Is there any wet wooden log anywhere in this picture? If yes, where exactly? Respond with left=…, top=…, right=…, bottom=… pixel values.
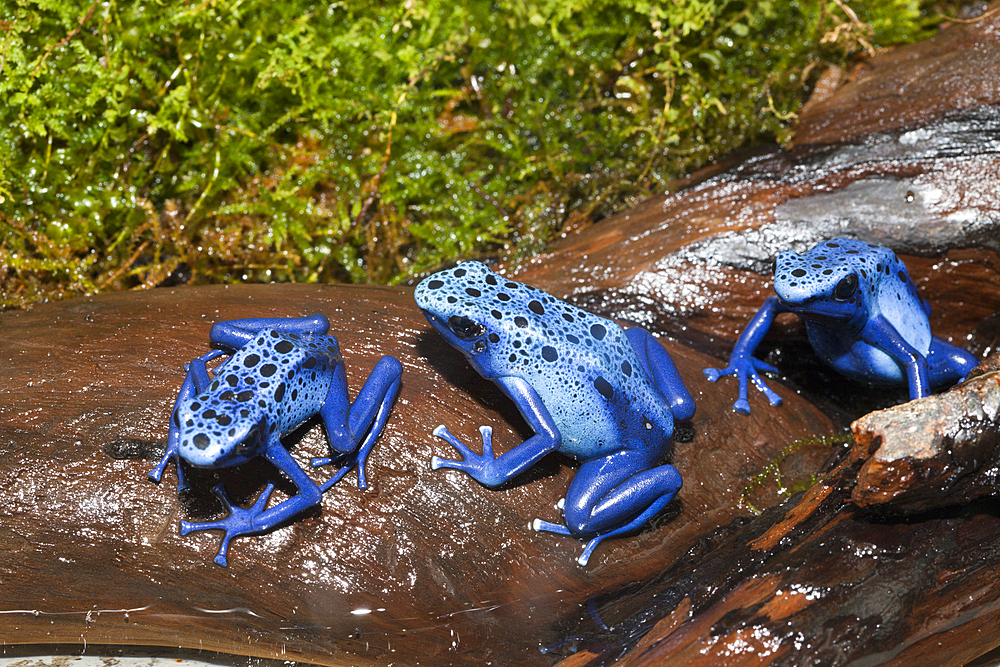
left=0, top=284, right=835, bottom=665
left=552, top=361, right=1000, bottom=667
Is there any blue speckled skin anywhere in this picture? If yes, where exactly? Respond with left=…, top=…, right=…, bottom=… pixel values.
left=148, top=314, right=402, bottom=566
left=704, top=237, right=978, bottom=414
left=414, top=261, right=696, bottom=566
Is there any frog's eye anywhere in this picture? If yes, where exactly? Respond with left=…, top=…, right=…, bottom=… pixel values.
left=834, top=273, right=858, bottom=300
left=448, top=315, right=486, bottom=340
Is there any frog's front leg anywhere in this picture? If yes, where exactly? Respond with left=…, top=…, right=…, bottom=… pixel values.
left=149, top=349, right=225, bottom=490
left=431, top=376, right=560, bottom=487
left=180, top=440, right=322, bottom=567
left=703, top=296, right=787, bottom=414
left=535, top=448, right=682, bottom=566
left=860, top=315, right=931, bottom=399
left=312, top=355, right=403, bottom=491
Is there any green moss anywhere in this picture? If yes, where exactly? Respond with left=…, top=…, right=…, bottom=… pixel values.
left=0, top=0, right=953, bottom=307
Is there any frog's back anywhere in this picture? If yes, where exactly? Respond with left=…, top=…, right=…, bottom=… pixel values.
left=187, top=329, right=341, bottom=443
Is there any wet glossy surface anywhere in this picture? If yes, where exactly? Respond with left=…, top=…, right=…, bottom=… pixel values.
left=0, top=284, right=834, bottom=666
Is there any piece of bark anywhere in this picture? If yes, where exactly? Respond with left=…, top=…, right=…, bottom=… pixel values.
left=0, top=284, right=834, bottom=665
left=852, top=368, right=1000, bottom=511
left=553, top=361, right=1000, bottom=667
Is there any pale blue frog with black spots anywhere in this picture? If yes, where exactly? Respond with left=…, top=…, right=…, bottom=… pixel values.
left=704, top=237, right=978, bottom=414
left=148, top=314, right=402, bottom=566
left=414, top=261, right=696, bottom=566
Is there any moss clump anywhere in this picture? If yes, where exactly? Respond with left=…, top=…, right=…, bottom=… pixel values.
left=1, top=0, right=946, bottom=308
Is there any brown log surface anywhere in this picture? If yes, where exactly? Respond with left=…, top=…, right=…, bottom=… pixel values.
left=0, top=284, right=834, bottom=665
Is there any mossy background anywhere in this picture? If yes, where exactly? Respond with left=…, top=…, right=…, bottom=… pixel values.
left=0, top=0, right=956, bottom=308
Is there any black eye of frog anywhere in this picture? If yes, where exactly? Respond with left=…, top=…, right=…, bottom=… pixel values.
left=834, top=273, right=858, bottom=300
left=448, top=316, right=486, bottom=340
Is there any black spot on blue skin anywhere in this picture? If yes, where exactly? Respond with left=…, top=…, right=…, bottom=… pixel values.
left=225, top=375, right=238, bottom=386
left=275, top=340, right=294, bottom=354
left=236, top=390, right=254, bottom=402
left=621, top=360, right=632, bottom=376
left=489, top=333, right=500, bottom=343
left=485, top=274, right=498, bottom=285
left=427, top=280, right=444, bottom=289
left=217, top=415, right=232, bottom=426
left=898, top=270, right=907, bottom=282
left=513, top=340, right=522, bottom=348
left=515, top=316, right=528, bottom=328
left=542, top=346, right=558, bottom=362
left=528, top=300, right=544, bottom=315
left=792, top=268, right=807, bottom=277
left=453, top=268, right=467, bottom=277
left=562, top=313, right=573, bottom=322
left=220, top=390, right=235, bottom=401
left=591, top=324, right=607, bottom=340
left=210, top=380, right=221, bottom=391
left=192, top=433, right=210, bottom=450
left=466, top=287, right=481, bottom=297
left=594, top=376, right=614, bottom=400
left=203, top=409, right=217, bottom=419
left=491, top=310, right=502, bottom=319
left=509, top=354, right=517, bottom=362
left=566, top=334, right=579, bottom=344
left=505, top=282, right=518, bottom=289
left=447, top=296, right=457, bottom=304
left=274, top=383, right=286, bottom=402
left=185, top=419, right=194, bottom=427
left=303, top=357, right=317, bottom=369
left=270, top=330, right=279, bottom=338
left=190, top=402, right=201, bottom=410
left=826, top=242, right=840, bottom=248
left=291, top=389, right=298, bottom=401
left=244, top=354, right=260, bottom=367
left=497, top=293, right=510, bottom=301
left=258, top=399, right=267, bottom=408
left=261, top=363, right=277, bottom=377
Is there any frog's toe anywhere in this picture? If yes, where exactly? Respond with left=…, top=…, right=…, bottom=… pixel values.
left=733, top=398, right=752, bottom=415
left=703, top=367, right=723, bottom=382
left=753, top=358, right=779, bottom=374
left=533, top=518, right=571, bottom=535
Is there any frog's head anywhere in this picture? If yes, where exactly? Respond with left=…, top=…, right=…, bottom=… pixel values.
left=175, top=392, right=267, bottom=468
left=413, top=262, right=503, bottom=371
left=774, top=237, right=890, bottom=323
left=416, top=261, right=566, bottom=378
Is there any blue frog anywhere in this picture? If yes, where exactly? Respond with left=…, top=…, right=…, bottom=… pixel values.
left=704, top=237, right=978, bottom=414
left=414, top=262, right=696, bottom=566
left=148, top=314, right=402, bottom=566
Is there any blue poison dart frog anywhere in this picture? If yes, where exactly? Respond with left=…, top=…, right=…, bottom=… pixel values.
left=148, top=314, right=402, bottom=566
left=414, top=262, right=696, bottom=566
left=704, top=237, right=978, bottom=414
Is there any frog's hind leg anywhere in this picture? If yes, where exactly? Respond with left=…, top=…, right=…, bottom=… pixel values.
left=180, top=441, right=322, bottom=566
left=624, top=327, right=696, bottom=421
left=149, top=349, right=225, bottom=490
left=927, top=336, right=978, bottom=387
left=535, top=449, right=681, bottom=566
left=209, top=314, right=331, bottom=348
left=313, top=355, right=403, bottom=491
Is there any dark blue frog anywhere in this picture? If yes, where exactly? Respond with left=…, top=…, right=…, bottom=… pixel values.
left=415, top=262, right=695, bottom=566
left=149, top=314, right=402, bottom=566
left=704, top=237, right=978, bottom=414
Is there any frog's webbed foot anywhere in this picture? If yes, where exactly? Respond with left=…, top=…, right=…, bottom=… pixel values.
left=703, top=356, right=782, bottom=414
left=430, top=425, right=497, bottom=478
left=180, top=482, right=276, bottom=567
